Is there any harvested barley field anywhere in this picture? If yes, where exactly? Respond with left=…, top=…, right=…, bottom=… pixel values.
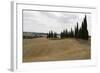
left=23, top=37, right=91, bottom=62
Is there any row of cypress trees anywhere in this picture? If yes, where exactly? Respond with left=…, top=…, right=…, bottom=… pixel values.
left=75, top=15, right=89, bottom=40
left=47, top=15, right=89, bottom=40
left=60, top=28, right=74, bottom=38
left=47, top=31, right=57, bottom=38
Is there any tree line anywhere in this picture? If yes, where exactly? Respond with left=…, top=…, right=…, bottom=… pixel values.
left=47, top=15, right=89, bottom=40
left=47, top=31, right=57, bottom=38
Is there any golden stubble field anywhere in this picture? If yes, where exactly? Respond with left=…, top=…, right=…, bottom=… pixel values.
left=23, top=37, right=91, bottom=62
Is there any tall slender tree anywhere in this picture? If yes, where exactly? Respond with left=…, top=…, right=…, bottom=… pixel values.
left=65, top=29, right=68, bottom=38
left=77, top=15, right=89, bottom=40
left=70, top=28, right=74, bottom=37
left=75, top=22, right=79, bottom=38
left=54, top=32, right=57, bottom=38
left=50, top=30, right=53, bottom=38
left=82, top=15, right=89, bottom=40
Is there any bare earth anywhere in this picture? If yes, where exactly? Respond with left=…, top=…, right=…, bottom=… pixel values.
left=23, top=37, right=91, bottom=62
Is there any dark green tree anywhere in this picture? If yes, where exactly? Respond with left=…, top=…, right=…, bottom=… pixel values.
left=50, top=30, right=53, bottom=38
left=48, top=31, right=51, bottom=38
left=75, top=22, right=79, bottom=38
left=65, top=29, right=68, bottom=38
left=71, top=28, right=74, bottom=37
left=63, top=30, right=66, bottom=38
left=54, top=32, right=57, bottom=38
left=60, top=31, right=63, bottom=39
left=82, top=15, right=89, bottom=40
left=78, top=15, right=89, bottom=40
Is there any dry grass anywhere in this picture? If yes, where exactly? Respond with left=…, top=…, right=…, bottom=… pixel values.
left=23, top=37, right=91, bottom=62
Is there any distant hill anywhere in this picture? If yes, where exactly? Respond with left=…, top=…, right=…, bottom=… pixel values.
left=23, top=32, right=61, bottom=39
left=23, top=32, right=47, bottom=35
left=23, top=32, right=48, bottom=39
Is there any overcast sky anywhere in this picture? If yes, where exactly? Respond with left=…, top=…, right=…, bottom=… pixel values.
left=23, top=10, right=91, bottom=35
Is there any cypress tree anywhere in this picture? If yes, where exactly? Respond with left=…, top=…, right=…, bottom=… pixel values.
left=77, top=15, right=89, bottom=40
left=47, top=31, right=50, bottom=38
left=83, top=15, right=89, bottom=40
left=47, top=33, right=49, bottom=38
left=75, top=22, right=79, bottom=38
left=70, top=28, right=74, bottom=37
left=54, top=32, right=57, bottom=38
left=50, top=30, right=53, bottom=38
left=63, top=30, right=66, bottom=38
left=65, top=29, right=68, bottom=38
